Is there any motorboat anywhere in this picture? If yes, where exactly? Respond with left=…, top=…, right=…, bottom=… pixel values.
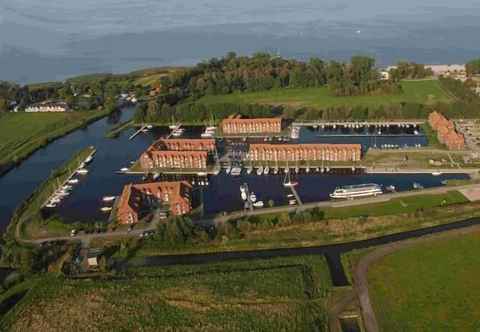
left=246, top=167, right=253, bottom=175
left=289, top=200, right=297, bottom=205
left=241, top=192, right=248, bottom=201
left=45, top=203, right=57, bottom=208
left=385, top=185, right=396, bottom=192
left=250, top=193, right=257, bottom=202
left=256, top=167, right=264, bottom=176
left=100, top=207, right=112, bottom=212
left=77, top=169, right=89, bottom=175
left=305, top=167, right=310, bottom=173
left=231, top=167, right=242, bottom=176
left=225, top=166, right=232, bottom=175
left=103, top=196, right=116, bottom=202
left=330, top=183, right=383, bottom=199
left=432, top=171, right=442, bottom=176
left=413, top=182, right=424, bottom=190
left=68, top=179, right=79, bottom=184
left=253, top=201, right=264, bottom=208
left=273, top=167, right=279, bottom=175
left=84, top=155, right=94, bottom=164
left=120, top=167, right=129, bottom=173
left=153, top=173, right=160, bottom=180
left=263, top=167, right=270, bottom=175
left=295, top=167, right=299, bottom=174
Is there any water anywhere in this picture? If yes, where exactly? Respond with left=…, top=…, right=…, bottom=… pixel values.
left=298, top=125, right=427, bottom=151
left=2, top=1, right=480, bottom=82
left=0, top=114, right=468, bottom=228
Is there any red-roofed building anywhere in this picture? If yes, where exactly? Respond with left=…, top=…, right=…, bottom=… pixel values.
left=221, top=117, right=282, bottom=135
left=428, top=112, right=465, bottom=150
left=249, top=144, right=361, bottom=162
left=117, top=181, right=192, bottom=225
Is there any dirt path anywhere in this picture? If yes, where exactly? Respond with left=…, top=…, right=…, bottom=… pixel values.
left=352, top=223, right=480, bottom=332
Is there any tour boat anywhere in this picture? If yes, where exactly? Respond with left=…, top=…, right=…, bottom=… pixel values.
left=68, top=179, right=79, bottom=184
left=250, top=193, right=257, bottom=202
left=263, top=166, right=269, bottom=175
left=77, top=169, right=89, bottom=175
left=100, top=207, right=112, bottom=212
left=102, top=196, right=116, bottom=202
left=253, top=201, right=264, bottom=208
left=256, top=167, right=264, bottom=176
left=329, top=183, right=383, bottom=199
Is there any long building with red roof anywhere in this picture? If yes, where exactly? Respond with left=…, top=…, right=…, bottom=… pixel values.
left=221, top=117, right=282, bottom=135
left=117, top=181, right=192, bottom=225
left=249, top=143, right=361, bottom=162
left=428, top=112, right=465, bottom=150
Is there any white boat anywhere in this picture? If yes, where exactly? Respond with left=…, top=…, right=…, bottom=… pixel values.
left=329, top=183, right=383, bottom=199
left=146, top=124, right=153, bottom=129
left=231, top=167, right=242, bottom=176
left=253, top=201, right=264, bottom=208
left=103, top=196, right=116, bottom=202
left=100, top=207, right=112, bottom=212
left=45, top=203, right=57, bottom=208
left=169, top=124, right=181, bottom=130
left=240, top=184, right=247, bottom=194
left=283, top=171, right=298, bottom=188
left=287, top=194, right=294, bottom=198
left=241, top=192, right=247, bottom=201
left=225, top=166, right=232, bottom=175
left=84, top=155, right=93, bottom=163
left=386, top=185, right=396, bottom=192
left=250, top=193, right=257, bottom=202
left=432, top=171, right=442, bottom=176
left=120, top=167, right=129, bottom=173
left=77, top=169, right=89, bottom=175
left=263, top=167, right=269, bottom=175
left=413, top=182, right=424, bottom=190
left=284, top=168, right=289, bottom=174
left=289, top=200, right=297, bottom=205
left=414, top=130, right=419, bottom=135
left=295, top=167, right=299, bottom=174
left=62, top=185, right=73, bottom=190
left=306, top=167, right=310, bottom=173
left=256, top=167, right=263, bottom=176
left=291, top=126, right=300, bottom=139
left=273, top=168, right=279, bottom=175
left=153, top=173, right=160, bottom=180
left=246, top=167, right=253, bottom=175
left=68, top=179, right=79, bottom=184
left=201, top=132, right=213, bottom=138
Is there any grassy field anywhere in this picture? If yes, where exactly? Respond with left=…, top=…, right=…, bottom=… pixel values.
left=134, top=191, right=480, bottom=257
left=0, top=111, right=109, bottom=174
left=197, top=80, right=451, bottom=110
left=368, top=230, right=480, bottom=331
left=0, top=256, right=332, bottom=331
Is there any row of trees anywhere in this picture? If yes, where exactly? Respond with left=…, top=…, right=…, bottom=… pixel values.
left=389, top=61, right=433, bottom=81
left=466, top=58, right=480, bottom=76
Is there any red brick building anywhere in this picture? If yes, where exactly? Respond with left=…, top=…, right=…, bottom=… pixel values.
left=221, top=117, right=282, bottom=135
left=249, top=144, right=361, bottom=162
left=428, top=112, right=465, bottom=150
left=140, top=138, right=214, bottom=170
left=151, top=138, right=215, bottom=151
left=117, top=181, right=192, bottom=225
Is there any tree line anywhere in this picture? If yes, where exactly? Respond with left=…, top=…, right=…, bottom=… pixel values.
left=389, top=61, right=433, bottom=80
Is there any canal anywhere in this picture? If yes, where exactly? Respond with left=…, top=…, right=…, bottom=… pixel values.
left=0, top=110, right=469, bottom=230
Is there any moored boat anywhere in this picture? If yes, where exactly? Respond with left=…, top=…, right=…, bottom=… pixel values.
left=330, top=183, right=383, bottom=199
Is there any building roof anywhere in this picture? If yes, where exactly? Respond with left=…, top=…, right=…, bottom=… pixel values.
left=222, top=117, right=282, bottom=124
left=250, top=143, right=361, bottom=150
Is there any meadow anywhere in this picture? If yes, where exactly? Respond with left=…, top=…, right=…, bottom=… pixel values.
left=368, top=230, right=480, bottom=331
left=0, top=111, right=109, bottom=174
left=197, top=80, right=451, bottom=110
left=0, top=256, right=332, bottom=331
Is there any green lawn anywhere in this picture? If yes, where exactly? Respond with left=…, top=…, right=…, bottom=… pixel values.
left=197, top=80, right=451, bottom=109
left=1, top=256, right=331, bottom=331
left=324, top=191, right=468, bottom=219
left=368, top=230, right=480, bottom=331
left=0, top=111, right=107, bottom=172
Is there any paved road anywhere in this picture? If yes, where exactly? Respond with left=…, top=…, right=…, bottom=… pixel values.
left=17, top=182, right=480, bottom=245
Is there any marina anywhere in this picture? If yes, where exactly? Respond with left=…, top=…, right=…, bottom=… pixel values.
left=0, top=106, right=472, bottom=228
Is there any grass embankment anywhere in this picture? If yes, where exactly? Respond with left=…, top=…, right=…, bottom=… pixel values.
left=197, top=80, right=451, bottom=110
left=0, top=110, right=111, bottom=176
left=8, top=147, right=95, bottom=241
left=105, top=120, right=133, bottom=138
left=0, top=256, right=331, bottom=331
left=134, top=191, right=478, bottom=256
left=368, top=230, right=480, bottom=331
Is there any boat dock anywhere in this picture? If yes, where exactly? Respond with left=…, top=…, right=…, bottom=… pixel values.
left=42, top=147, right=96, bottom=208
left=288, top=185, right=303, bottom=206
left=293, top=120, right=424, bottom=128
left=129, top=124, right=148, bottom=140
